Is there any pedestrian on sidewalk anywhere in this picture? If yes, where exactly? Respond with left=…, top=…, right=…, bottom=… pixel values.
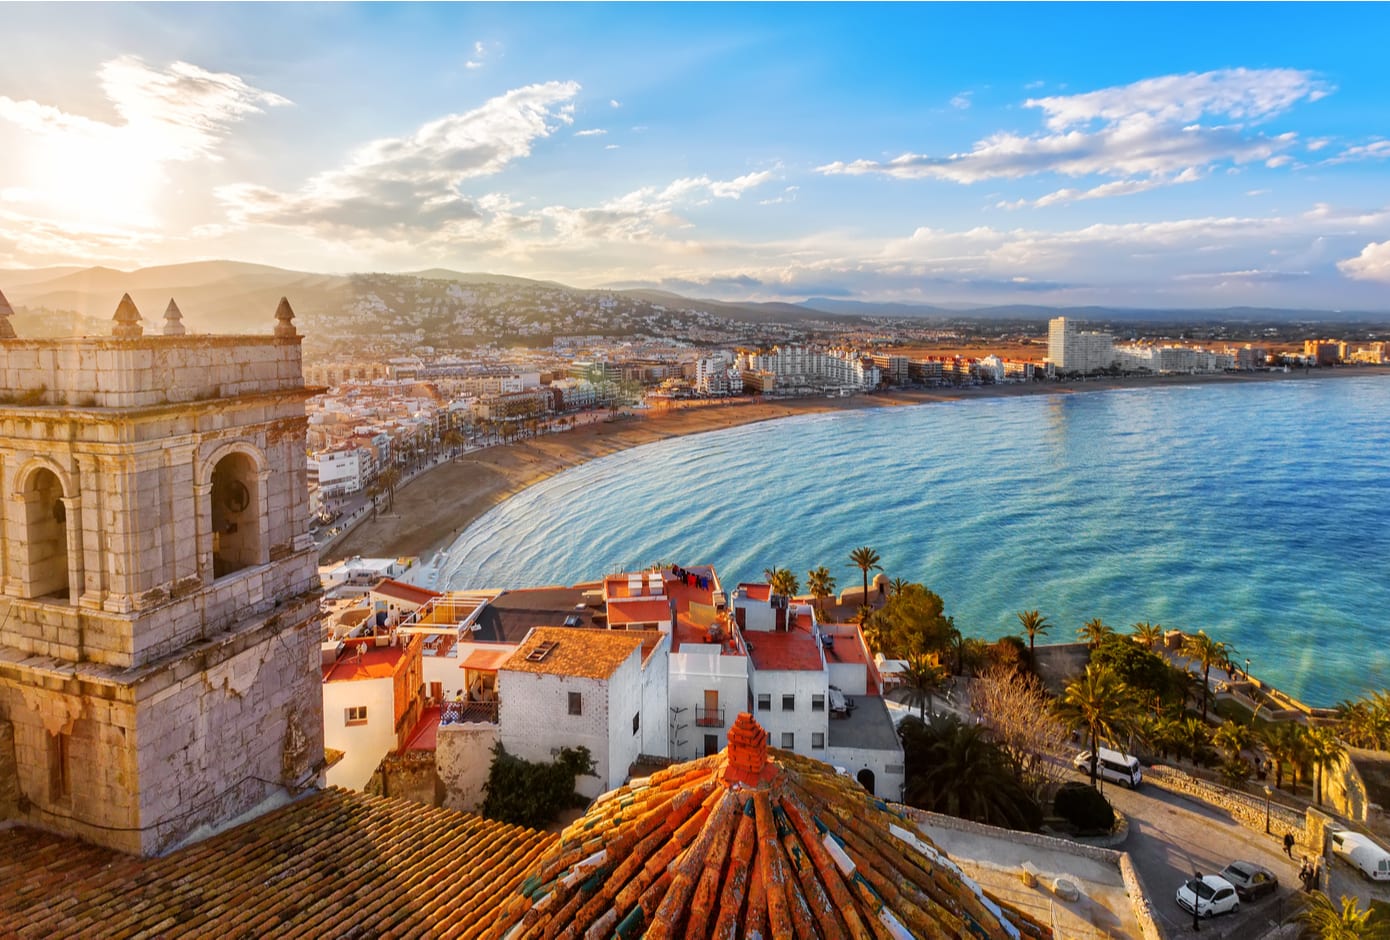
left=1284, top=832, right=1296, bottom=857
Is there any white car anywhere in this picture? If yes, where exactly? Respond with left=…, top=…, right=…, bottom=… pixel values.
left=1330, top=829, right=1390, bottom=881
left=1176, top=874, right=1239, bottom=918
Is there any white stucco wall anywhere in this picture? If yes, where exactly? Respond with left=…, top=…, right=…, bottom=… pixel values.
left=436, top=722, right=499, bottom=813
left=498, top=671, right=611, bottom=800
left=638, top=642, right=670, bottom=759
left=823, top=743, right=905, bottom=802
left=750, top=668, right=830, bottom=759
left=669, top=645, right=749, bottom=760
left=323, top=675, right=396, bottom=790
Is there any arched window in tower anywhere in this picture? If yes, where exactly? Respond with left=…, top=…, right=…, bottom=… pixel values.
left=210, top=452, right=262, bottom=578
left=19, top=467, right=70, bottom=599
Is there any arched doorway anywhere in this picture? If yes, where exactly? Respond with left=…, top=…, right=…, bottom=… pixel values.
left=210, top=452, right=261, bottom=578
left=20, top=467, right=69, bottom=599
left=856, top=768, right=876, bottom=796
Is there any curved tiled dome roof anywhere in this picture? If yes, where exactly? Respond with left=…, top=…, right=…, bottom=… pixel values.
left=493, top=713, right=1048, bottom=939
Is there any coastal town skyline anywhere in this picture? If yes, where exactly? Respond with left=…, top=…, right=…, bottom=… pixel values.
left=4, top=3, right=1390, bottom=309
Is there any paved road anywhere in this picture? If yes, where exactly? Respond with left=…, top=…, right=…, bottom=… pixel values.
left=1101, top=776, right=1306, bottom=938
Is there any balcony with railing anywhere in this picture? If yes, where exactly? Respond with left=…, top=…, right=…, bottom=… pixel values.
left=441, top=699, right=498, bottom=725
left=695, top=706, right=725, bottom=728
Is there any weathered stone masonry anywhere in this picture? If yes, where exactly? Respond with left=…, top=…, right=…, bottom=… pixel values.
left=0, top=298, right=325, bottom=855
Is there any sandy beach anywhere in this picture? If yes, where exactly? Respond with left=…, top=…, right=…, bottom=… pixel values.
left=324, top=366, right=1388, bottom=564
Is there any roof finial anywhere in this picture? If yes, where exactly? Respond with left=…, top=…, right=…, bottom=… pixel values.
left=274, top=296, right=297, bottom=337
left=162, top=298, right=186, bottom=336
left=0, top=287, right=15, bottom=339
left=112, top=293, right=143, bottom=337
left=723, top=712, right=776, bottom=786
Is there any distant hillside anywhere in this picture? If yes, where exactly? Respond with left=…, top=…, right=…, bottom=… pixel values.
left=4, top=260, right=1385, bottom=346
left=803, top=297, right=1390, bottom=324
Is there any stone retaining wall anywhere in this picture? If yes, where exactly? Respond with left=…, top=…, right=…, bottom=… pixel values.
left=1145, top=764, right=1312, bottom=850
left=901, top=807, right=1164, bottom=940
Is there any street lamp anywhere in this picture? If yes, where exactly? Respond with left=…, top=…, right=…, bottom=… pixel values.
left=1245, top=657, right=1252, bottom=681
left=1264, top=785, right=1272, bottom=834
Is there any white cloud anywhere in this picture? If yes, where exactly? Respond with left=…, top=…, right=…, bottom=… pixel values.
left=1265, top=155, right=1293, bottom=168
left=818, top=68, right=1328, bottom=204
left=709, top=170, right=775, bottom=199
left=1338, top=240, right=1390, bottom=282
left=950, top=92, right=972, bottom=110
left=609, top=99, right=622, bottom=108
left=1306, top=137, right=1332, bottom=152
left=0, top=55, right=287, bottom=232
left=465, top=61, right=483, bottom=70
left=218, top=81, right=579, bottom=234
left=1326, top=140, right=1390, bottom=164
left=605, top=144, right=620, bottom=150
left=574, top=128, right=607, bottom=137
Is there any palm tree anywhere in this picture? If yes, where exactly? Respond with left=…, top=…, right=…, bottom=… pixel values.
left=1078, top=617, right=1115, bottom=649
left=441, top=429, right=465, bottom=458
left=1297, top=891, right=1390, bottom=940
left=1016, top=610, right=1051, bottom=658
left=377, top=465, right=403, bottom=512
left=1181, top=631, right=1236, bottom=721
left=768, top=567, right=799, bottom=599
left=1305, top=726, right=1346, bottom=807
left=1213, top=721, right=1253, bottom=764
left=1259, top=720, right=1306, bottom=792
left=901, top=713, right=1039, bottom=830
left=1180, top=715, right=1211, bottom=764
left=1054, top=663, right=1136, bottom=787
left=1337, top=691, right=1390, bottom=751
left=805, top=566, right=836, bottom=619
left=901, top=654, right=948, bottom=720
left=848, top=546, right=882, bottom=607
left=1131, top=620, right=1164, bottom=649
left=889, top=577, right=912, bottom=598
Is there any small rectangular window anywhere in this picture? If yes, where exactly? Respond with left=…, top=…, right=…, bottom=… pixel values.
left=568, top=692, right=583, bottom=716
left=345, top=706, right=368, bottom=725
left=633, top=712, right=640, bottom=735
left=782, top=694, right=795, bottom=711
left=812, top=733, right=825, bottom=749
left=757, top=694, right=771, bottom=711
left=811, top=694, right=825, bottom=712
left=781, top=732, right=795, bottom=749
left=49, top=732, right=70, bottom=800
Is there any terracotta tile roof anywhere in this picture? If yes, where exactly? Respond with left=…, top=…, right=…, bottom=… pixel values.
left=0, top=787, right=555, bottom=939
left=746, top=629, right=826, bottom=672
left=493, top=713, right=1048, bottom=940
left=502, top=626, right=646, bottom=680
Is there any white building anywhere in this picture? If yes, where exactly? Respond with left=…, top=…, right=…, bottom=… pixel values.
left=322, top=635, right=425, bottom=789
left=737, top=345, right=881, bottom=394
left=732, top=584, right=904, bottom=800
left=311, top=445, right=372, bottom=497
left=497, top=627, right=669, bottom=799
left=1048, top=317, right=1115, bottom=374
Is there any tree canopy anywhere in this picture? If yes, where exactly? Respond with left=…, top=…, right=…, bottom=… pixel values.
left=869, top=583, right=955, bottom=659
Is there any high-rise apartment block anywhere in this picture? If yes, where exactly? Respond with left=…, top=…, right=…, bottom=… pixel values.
left=0, top=295, right=324, bottom=854
left=1047, top=316, right=1115, bottom=374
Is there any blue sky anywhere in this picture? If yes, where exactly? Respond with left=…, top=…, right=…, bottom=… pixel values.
left=3, top=2, right=1390, bottom=308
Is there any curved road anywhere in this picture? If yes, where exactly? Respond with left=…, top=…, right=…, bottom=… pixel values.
left=1102, top=777, right=1314, bottom=938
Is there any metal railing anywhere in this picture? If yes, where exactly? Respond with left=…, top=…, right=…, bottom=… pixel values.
left=695, top=706, right=725, bottom=728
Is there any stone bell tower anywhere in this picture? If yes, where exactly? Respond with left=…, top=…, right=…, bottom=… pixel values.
left=0, top=293, right=324, bottom=855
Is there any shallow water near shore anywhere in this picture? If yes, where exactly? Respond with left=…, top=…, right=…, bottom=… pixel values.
left=440, top=375, right=1390, bottom=706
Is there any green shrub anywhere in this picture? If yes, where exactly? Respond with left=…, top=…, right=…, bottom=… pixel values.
left=481, top=743, right=596, bottom=829
left=1053, top=781, right=1115, bottom=833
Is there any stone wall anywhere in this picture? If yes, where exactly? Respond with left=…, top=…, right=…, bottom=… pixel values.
left=0, top=719, right=19, bottom=818
left=436, top=722, right=498, bottom=814
left=1145, top=764, right=1317, bottom=852
left=367, top=750, right=442, bottom=807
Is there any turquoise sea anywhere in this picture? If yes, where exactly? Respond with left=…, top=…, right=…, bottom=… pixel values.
left=439, top=375, right=1390, bottom=706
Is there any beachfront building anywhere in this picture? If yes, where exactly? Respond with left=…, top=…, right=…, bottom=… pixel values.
left=322, top=633, right=425, bottom=789
left=1048, top=316, right=1116, bottom=374
left=1352, top=341, right=1388, bottom=364
left=737, top=344, right=881, bottom=395
left=1304, top=338, right=1347, bottom=365
left=497, top=626, right=669, bottom=799
left=1113, top=344, right=1237, bottom=373
left=310, top=443, right=373, bottom=497
left=732, top=583, right=905, bottom=799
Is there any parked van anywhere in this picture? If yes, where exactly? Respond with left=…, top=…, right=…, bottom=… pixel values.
left=1072, top=747, right=1143, bottom=788
left=1330, top=829, right=1390, bottom=881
